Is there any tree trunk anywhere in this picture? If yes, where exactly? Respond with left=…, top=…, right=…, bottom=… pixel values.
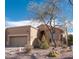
left=50, top=17, right=56, bottom=47
left=51, top=28, right=56, bottom=47
left=63, top=17, right=68, bottom=46
left=65, top=27, right=68, bottom=46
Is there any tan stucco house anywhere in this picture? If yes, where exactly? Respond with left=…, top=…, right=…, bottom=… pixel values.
left=5, top=24, right=65, bottom=47
left=5, top=25, right=37, bottom=47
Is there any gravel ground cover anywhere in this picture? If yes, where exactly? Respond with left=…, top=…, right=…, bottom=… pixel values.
left=5, top=47, right=73, bottom=59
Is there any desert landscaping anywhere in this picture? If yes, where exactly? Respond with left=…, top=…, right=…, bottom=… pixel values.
left=5, top=24, right=73, bottom=59
left=5, top=0, right=73, bottom=59
left=5, top=46, right=73, bottom=59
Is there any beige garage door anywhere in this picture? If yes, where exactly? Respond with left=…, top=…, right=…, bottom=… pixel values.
left=9, top=36, right=27, bottom=47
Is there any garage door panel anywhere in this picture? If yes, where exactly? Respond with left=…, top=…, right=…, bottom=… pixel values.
left=10, top=36, right=27, bottom=47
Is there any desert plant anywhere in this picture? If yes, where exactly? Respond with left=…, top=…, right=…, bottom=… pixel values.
left=24, top=44, right=32, bottom=53
left=33, top=38, right=41, bottom=48
left=33, top=35, right=49, bottom=49
left=40, top=35, right=49, bottom=49
left=40, top=40, right=49, bottom=49
left=48, top=50, right=60, bottom=57
left=68, top=34, right=73, bottom=46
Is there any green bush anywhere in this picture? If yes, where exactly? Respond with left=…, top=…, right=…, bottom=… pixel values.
left=48, top=51, right=60, bottom=57
left=40, top=35, right=49, bottom=49
left=40, top=40, right=49, bottom=49
left=33, top=38, right=41, bottom=48
left=68, top=34, right=73, bottom=46
left=33, top=35, right=49, bottom=49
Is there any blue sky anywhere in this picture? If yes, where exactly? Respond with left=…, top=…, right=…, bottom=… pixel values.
left=5, top=0, right=73, bottom=33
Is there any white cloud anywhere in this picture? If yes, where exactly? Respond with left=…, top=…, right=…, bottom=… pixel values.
left=68, top=32, right=73, bottom=35
left=5, top=20, right=44, bottom=28
left=6, top=18, right=73, bottom=34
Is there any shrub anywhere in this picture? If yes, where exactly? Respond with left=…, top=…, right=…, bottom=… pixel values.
left=68, top=34, right=73, bottom=46
left=24, top=44, right=32, bottom=53
left=40, top=35, right=49, bottom=49
left=40, top=40, right=49, bottom=49
left=48, top=51, right=60, bottom=57
left=33, top=38, right=41, bottom=48
left=33, top=35, right=49, bottom=49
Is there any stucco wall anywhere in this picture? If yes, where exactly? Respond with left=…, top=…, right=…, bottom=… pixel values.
left=6, top=26, right=30, bottom=35
left=5, top=26, right=31, bottom=47
left=30, top=27, right=37, bottom=46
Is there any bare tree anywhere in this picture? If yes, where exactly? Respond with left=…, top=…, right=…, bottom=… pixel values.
left=59, top=16, right=73, bottom=46
left=61, top=16, right=68, bottom=46
left=28, top=0, right=72, bottom=47
left=28, top=0, right=61, bottom=47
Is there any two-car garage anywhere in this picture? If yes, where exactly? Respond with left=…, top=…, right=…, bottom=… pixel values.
left=5, top=26, right=31, bottom=47
left=5, top=25, right=37, bottom=47
left=9, top=36, right=27, bottom=47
